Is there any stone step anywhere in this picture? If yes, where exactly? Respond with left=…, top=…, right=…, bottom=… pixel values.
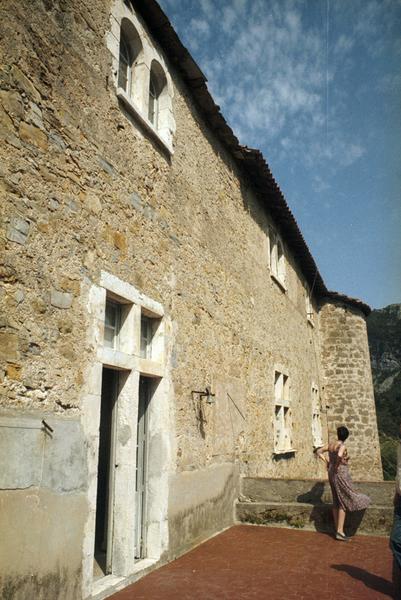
left=236, top=500, right=393, bottom=537
left=241, top=477, right=394, bottom=506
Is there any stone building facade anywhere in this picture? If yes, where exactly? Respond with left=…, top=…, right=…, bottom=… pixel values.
left=0, top=0, right=382, bottom=598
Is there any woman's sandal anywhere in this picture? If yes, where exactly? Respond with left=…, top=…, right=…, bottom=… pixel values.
left=335, top=532, right=351, bottom=542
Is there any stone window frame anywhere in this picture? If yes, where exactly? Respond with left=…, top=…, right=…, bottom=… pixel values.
left=304, top=282, right=315, bottom=327
left=81, top=272, right=171, bottom=598
left=311, top=383, right=323, bottom=448
left=107, top=0, right=176, bottom=155
left=273, top=369, right=294, bottom=454
left=269, top=228, right=286, bottom=292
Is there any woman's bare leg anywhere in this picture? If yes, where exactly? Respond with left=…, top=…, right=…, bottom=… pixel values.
left=337, top=508, right=346, bottom=535
left=332, top=508, right=338, bottom=531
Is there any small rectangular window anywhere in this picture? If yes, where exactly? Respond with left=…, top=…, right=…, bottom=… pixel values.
left=104, top=300, right=121, bottom=349
left=311, top=385, right=323, bottom=448
left=305, top=287, right=314, bottom=324
left=140, top=316, right=153, bottom=359
left=273, top=371, right=292, bottom=453
left=270, top=230, right=286, bottom=288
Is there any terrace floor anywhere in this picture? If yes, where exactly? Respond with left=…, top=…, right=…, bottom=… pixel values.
left=110, top=525, right=397, bottom=599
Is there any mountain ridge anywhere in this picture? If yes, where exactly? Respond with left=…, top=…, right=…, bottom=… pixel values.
left=367, top=303, right=401, bottom=479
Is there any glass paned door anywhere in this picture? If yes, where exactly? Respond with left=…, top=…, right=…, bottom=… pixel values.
left=135, top=377, right=150, bottom=558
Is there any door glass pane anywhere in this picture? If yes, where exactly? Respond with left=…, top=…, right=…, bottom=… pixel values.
left=135, top=378, right=149, bottom=559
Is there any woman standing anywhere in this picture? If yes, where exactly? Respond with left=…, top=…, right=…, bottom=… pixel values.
left=317, top=426, right=370, bottom=541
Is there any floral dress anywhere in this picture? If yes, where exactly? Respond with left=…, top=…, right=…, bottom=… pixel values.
left=328, top=445, right=370, bottom=511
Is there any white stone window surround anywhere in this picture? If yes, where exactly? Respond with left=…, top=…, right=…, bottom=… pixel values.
left=311, top=383, right=323, bottom=448
left=305, top=283, right=315, bottom=327
left=107, top=1, right=176, bottom=155
left=269, top=228, right=287, bottom=292
left=80, top=272, right=170, bottom=599
left=273, top=368, right=295, bottom=455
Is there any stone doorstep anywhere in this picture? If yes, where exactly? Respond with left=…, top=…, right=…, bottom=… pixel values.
left=240, top=477, right=395, bottom=506
left=90, top=558, right=159, bottom=600
left=235, top=501, right=393, bottom=537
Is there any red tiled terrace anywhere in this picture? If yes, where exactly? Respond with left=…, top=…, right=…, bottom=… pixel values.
left=110, top=525, right=396, bottom=600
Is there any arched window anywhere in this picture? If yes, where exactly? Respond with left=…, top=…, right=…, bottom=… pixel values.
left=148, top=61, right=167, bottom=130
left=277, top=240, right=285, bottom=282
left=117, top=19, right=143, bottom=98
left=148, top=72, right=158, bottom=126
left=270, top=230, right=286, bottom=287
left=118, top=31, right=132, bottom=93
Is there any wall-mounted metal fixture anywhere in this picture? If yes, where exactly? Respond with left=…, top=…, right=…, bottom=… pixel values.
left=191, top=386, right=215, bottom=405
left=41, top=419, right=54, bottom=436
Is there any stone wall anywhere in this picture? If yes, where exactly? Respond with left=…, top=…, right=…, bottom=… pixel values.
left=319, top=301, right=382, bottom=480
left=0, top=413, right=87, bottom=600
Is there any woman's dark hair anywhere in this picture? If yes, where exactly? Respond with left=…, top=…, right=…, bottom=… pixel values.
left=337, top=426, right=349, bottom=442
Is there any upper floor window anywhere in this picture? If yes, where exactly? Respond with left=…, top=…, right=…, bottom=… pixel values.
left=273, top=370, right=292, bottom=454
left=104, top=299, right=121, bottom=349
left=311, top=384, right=323, bottom=448
left=306, top=292, right=314, bottom=325
left=270, top=231, right=286, bottom=289
left=148, top=73, right=158, bottom=126
left=117, top=19, right=142, bottom=98
left=140, top=315, right=154, bottom=359
left=148, top=61, right=168, bottom=129
left=118, top=31, right=131, bottom=93
left=107, top=3, right=175, bottom=154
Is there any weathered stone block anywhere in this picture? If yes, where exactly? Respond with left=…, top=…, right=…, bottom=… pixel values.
left=0, top=332, right=19, bottom=361
left=84, top=193, right=102, bottom=214
left=0, top=263, right=18, bottom=283
left=19, top=122, right=48, bottom=151
left=11, top=65, right=42, bottom=103
left=26, top=101, right=44, bottom=130
left=6, top=363, right=22, bottom=381
left=0, top=105, right=15, bottom=135
left=50, top=289, right=73, bottom=309
left=6, top=216, right=30, bottom=245
left=0, top=90, right=24, bottom=119
left=129, top=191, right=143, bottom=210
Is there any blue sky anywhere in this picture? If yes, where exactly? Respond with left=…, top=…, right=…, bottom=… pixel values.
left=159, top=0, right=401, bottom=309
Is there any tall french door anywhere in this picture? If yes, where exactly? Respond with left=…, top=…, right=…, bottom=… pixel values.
left=135, top=376, right=150, bottom=559
left=94, top=367, right=118, bottom=577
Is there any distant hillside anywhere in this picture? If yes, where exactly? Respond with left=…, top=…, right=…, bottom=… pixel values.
left=367, top=303, right=401, bottom=479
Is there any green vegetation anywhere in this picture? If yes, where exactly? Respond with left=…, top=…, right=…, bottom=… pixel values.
left=367, top=304, right=401, bottom=481
left=380, top=434, right=399, bottom=480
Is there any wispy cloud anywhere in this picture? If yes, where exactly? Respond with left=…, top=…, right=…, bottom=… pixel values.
left=160, top=0, right=399, bottom=174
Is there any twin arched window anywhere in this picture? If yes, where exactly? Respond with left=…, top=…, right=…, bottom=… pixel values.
left=114, top=15, right=173, bottom=149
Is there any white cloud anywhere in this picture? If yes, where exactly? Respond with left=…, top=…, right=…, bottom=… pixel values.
left=189, top=18, right=210, bottom=37
left=199, top=0, right=214, bottom=15
left=334, top=34, right=354, bottom=56
left=222, top=7, right=238, bottom=33
left=338, top=143, right=365, bottom=167
left=159, top=0, right=396, bottom=173
left=312, top=175, right=331, bottom=194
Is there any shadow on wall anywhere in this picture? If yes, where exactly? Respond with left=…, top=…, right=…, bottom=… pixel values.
left=331, top=564, right=394, bottom=598
left=297, top=483, right=367, bottom=536
left=297, top=481, right=326, bottom=504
